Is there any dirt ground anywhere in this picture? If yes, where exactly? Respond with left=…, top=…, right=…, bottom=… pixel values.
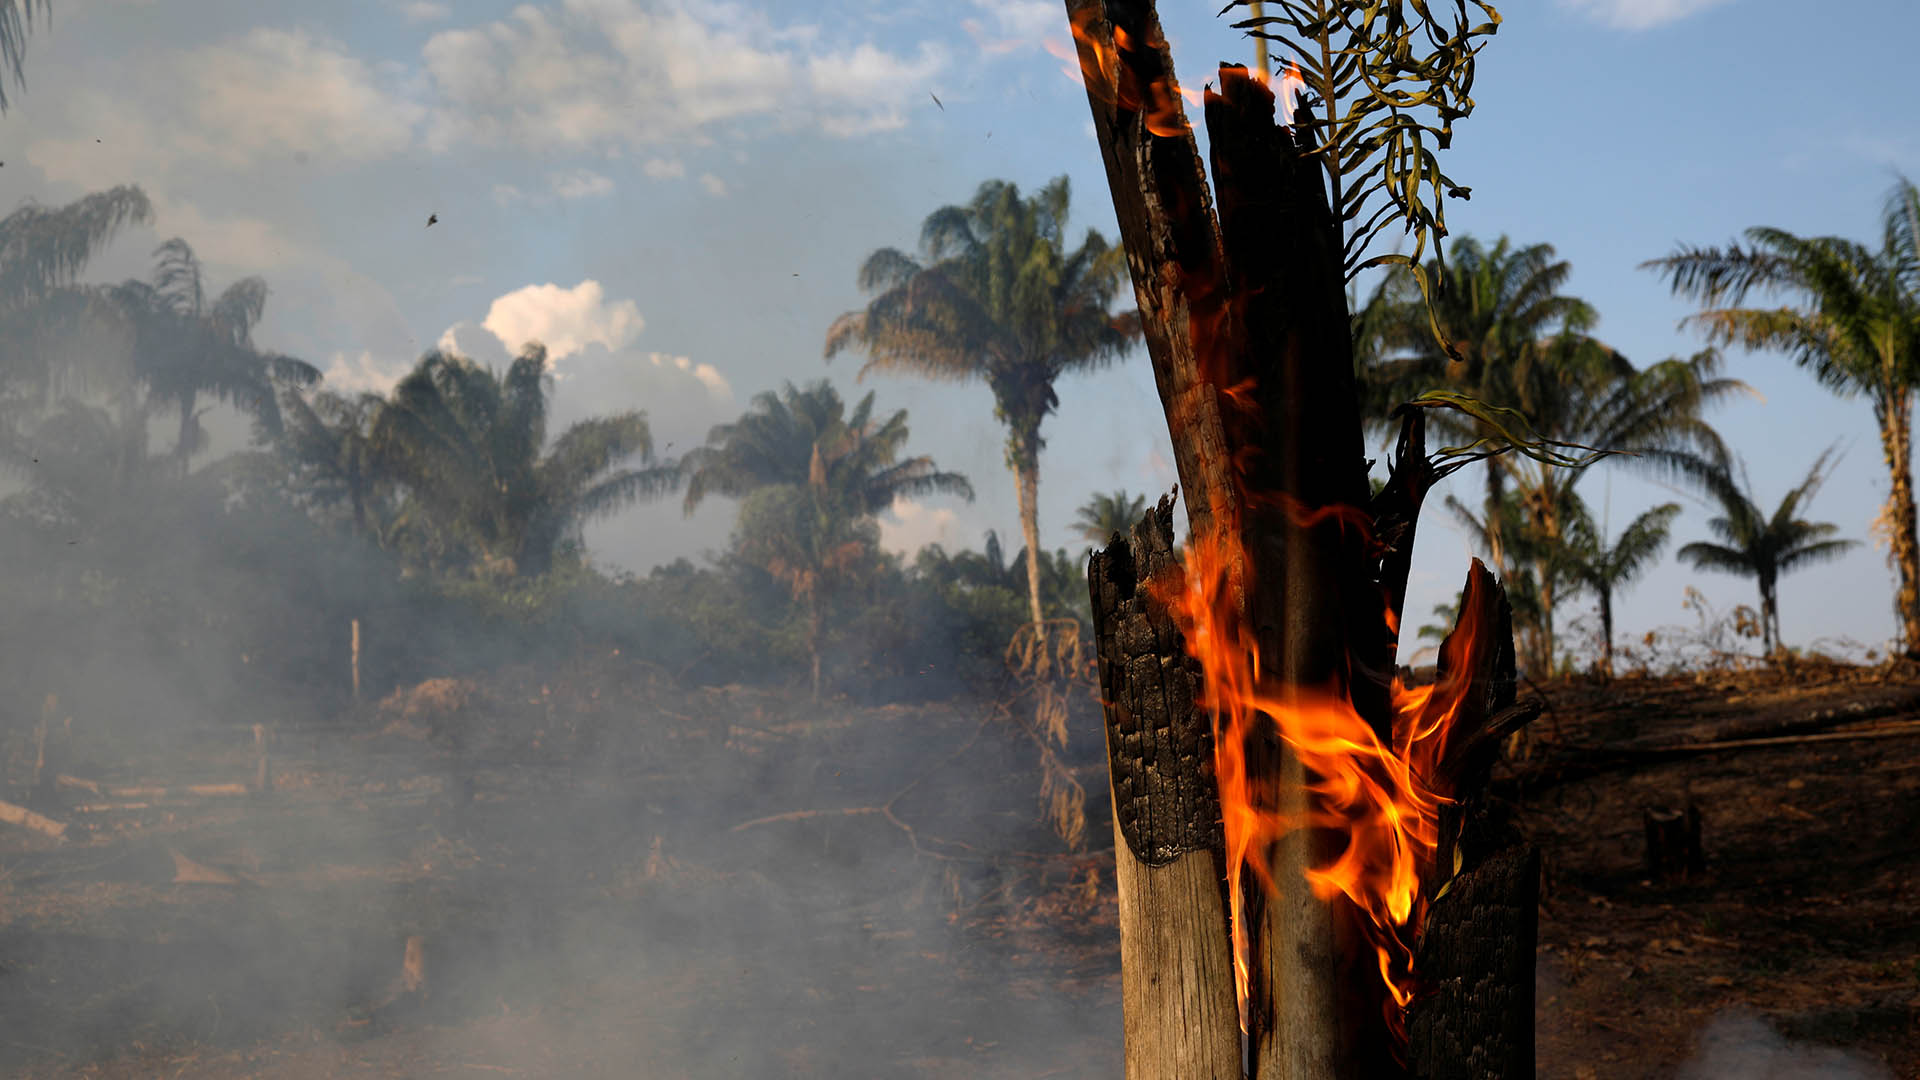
left=1, top=664, right=1915, bottom=1078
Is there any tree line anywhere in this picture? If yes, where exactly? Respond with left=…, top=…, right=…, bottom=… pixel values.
left=3, top=173, right=1912, bottom=717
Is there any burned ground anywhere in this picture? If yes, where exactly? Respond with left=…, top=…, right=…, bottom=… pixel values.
left=0, top=662, right=1915, bottom=1077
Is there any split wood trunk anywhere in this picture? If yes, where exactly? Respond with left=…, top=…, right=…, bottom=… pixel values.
left=1069, top=0, right=1537, bottom=1074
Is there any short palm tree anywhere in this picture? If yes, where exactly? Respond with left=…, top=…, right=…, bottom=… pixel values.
left=277, top=387, right=389, bottom=540
left=1498, top=342, right=1745, bottom=669
left=372, top=346, right=677, bottom=578
left=682, top=380, right=972, bottom=517
left=110, top=239, right=319, bottom=472
left=1677, top=450, right=1857, bottom=657
left=1646, top=177, right=1920, bottom=656
left=1073, top=489, right=1147, bottom=546
left=826, top=176, right=1138, bottom=628
left=1562, top=501, right=1682, bottom=678
left=687, top=380, right=970, bottom=698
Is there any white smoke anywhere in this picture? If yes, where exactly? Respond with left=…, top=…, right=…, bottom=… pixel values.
left=1676, top=1009, right=1894, bottom=1080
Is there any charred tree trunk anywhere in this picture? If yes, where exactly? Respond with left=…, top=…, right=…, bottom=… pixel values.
left=1070, top=0, right=1538, bottom=1075
left=1091, top=500, right=1243, bottom=1080
left=1408, top=564, right=1539, bottom=1080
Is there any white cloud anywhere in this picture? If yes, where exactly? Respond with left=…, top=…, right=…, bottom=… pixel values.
left=807, top=42, right=949, bottom=135
left=879, top=496, right=959, bottom=557
left=420, top=0, right=947, bottom=151
left=698, top=172, right=729, bottom=197
left=491, top=183, right=526, bottom=205
left=181, top=29, right=424, bottom=165
left=27, top=29, right=422, bottom=183
left=642, top=156, right=686, bottom=179
left=479, top=280, right=646, bottom=362
left=550, top=168, right=615, bottom=199
left=965, top=0, right=1056, bottom=52
left=1557, top=0, right=1736, bottom=29
left=647, top=351, right=732, bottom=401
left=402, top=1, right=452, bottom=21
left=321, top=350, right=406, bottom=395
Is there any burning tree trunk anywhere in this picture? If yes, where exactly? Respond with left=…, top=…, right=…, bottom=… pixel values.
left=1090, top=499, right=1242, bottom=1080
left=1070, top=0, right=1538, bottom=1074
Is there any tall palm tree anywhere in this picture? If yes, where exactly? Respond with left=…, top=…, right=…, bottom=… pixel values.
left=372, top=346, right=677, bottom=579
left=110, top=239, right=319, bottom=472
left=1073, top=488, right=1147, bottom=545
left=826, top=176, right=1139, bottom=628
left=1646, top=177, right=1920, bottom=656
left=1562, top=500, right=1682, bottom=678
left=692, top=381, right=969, bottom=698
left=1677, top=450, right=1857, bottom=657
left=0, top=185, right=152, bottom=399
left=0, top=0, right=49, bottom=113
left=681, top=380, right=972, bottom=517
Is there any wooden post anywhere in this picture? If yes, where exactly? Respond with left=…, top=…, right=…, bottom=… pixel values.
left=1091, top=499, right=1243, bottom=1080
left=253, top=722, right=272, bottom=795
left=351, top=618, right=362, bottom=705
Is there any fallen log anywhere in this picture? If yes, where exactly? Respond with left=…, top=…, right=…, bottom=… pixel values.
left=0, top=798, right=69, bottom=841
left=1504, top=719, right=1920, bottom=794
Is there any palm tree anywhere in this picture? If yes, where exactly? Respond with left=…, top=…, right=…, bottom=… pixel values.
left=687, top=380, right=971, bottom=698
left=110, top=239, right=319, bottom=472
left=276, top=387, right=388, bottom=540
left=1355, top=235, right=1598, bottom=567
left=1073, top=489, right=1147, bottom=545
left=1562, top=501, right=1682, bottom=677
left=1646, top=177, right=1920, bottom=656
left=0, top=185, right=152, bottom=399
left=1677, top=450, right=1858, bottom=658
left=372, top=346, right=677, bottom=579
left=826, top=176, right=1138, bottom=628
left=0, top=0, right=49, bottom=113
left=682, top=380, right=972, bottom=516
left=1496, top=343, right=1745, bottom=670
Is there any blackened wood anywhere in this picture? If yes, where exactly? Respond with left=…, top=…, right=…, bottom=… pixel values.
left=1091, top=495, right=1225, bottom=866
left=1370, top=407, right=1437, bottom=654
left=1204, top=65, right=1397, bottom=1079
left=1089, top=496, right=1243, bottom=1080
left=1643, top=804, right=1704, bottom=883
left=1064, top=0, right=1241, bottom=556
left=1408, top=563, right=1537, bottom=1080
left=1405, top=845, right=1539, bottom=1080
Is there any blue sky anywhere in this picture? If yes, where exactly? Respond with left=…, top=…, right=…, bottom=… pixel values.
left=9, top=0, right=1919, bottom=660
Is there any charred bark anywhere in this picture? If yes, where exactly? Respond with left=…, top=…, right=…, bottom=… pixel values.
left=1090, top=497, right=1242, bottom=1080
left=1409, top=561, right=1538, bottom=1080
left=1068, top=0, right=1536, bottom=1075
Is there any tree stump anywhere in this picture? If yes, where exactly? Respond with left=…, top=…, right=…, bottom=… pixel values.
left=1643, top=803, right=1704, bottom=884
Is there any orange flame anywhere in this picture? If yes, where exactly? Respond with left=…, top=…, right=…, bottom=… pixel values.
left=1149, top=528, right=1491, bottom=1034
left=1048, top=6, right=1197, bottom=137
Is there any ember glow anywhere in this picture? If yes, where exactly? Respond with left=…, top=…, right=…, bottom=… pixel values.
left=1047, top=6, right=1201, bottom=137
left=1149, top=529, right=1493, bottom=1032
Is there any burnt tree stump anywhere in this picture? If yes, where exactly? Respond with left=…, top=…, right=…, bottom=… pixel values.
left=1089, top=496, right=1242, bottom=1080
left=1643, top=804, right=1705, bottom=884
